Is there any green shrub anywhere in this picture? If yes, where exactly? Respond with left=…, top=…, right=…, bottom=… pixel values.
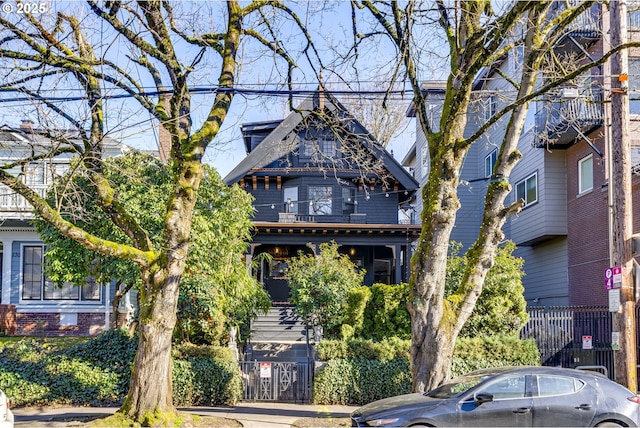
left=313, top=358, right=411, bottom=405
left=0, top=331, right=242, bottom=407
left=172, top=358, right=242, bottom=406
left=361, top=283, right=411, bottom=340
left=172, top=344, right=242, bottom=406
left=452, top=335, right=539, bottom=376
left=317, top=338, right=410, bottom=362
left=342, top=286, right=372, bottom=337
left=172, top=342, right=235, bottom=360
left=313, top=334, right=539, bottom=405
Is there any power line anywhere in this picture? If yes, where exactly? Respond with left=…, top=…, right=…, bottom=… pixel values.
left=0, top=86, right=415, bottom=104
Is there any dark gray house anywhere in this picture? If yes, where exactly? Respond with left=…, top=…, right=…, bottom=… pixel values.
left=224, top=91, right=420, bottom=303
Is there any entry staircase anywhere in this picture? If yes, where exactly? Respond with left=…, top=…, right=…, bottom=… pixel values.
left=244, top=305, right=312, bottom=362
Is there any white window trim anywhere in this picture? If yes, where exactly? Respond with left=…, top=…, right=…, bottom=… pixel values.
left=484, top=95, right=497, bottom=121
left=485, top=149, right=498, bottom=178
left=578, top=154, right=594, bottom=195
left=515, top=172, right=538, bottom=207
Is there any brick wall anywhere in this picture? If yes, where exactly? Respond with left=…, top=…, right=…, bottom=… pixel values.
left=0, top=305, right=16, bottom=335
left=567, top=136, right=640, bottom=306
left=15, top=312, right=107, bottom=336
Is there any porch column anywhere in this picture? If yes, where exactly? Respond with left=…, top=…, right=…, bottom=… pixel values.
left=1, top=240, right=12, bottom=304
left=394, top=244, right=402, bottom=284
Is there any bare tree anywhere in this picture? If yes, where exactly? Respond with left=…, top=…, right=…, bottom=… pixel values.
left=343, top=0, right=640, bottom=392
left=0, top=1, right=318, bottom=421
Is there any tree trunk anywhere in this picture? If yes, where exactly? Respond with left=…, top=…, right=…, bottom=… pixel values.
left=410, top=323, right=457, bottom=392
left=120, top=264, right=181, bottom=421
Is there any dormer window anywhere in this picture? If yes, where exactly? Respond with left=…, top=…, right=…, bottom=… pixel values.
left=300, top=137, right=338, bottom=159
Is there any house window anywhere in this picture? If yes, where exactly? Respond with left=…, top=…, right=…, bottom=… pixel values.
left=283, top=186, right=298, bottom=213
left=300, top=137, right=338, bottom=159
left=21, top=245, right=100, bottom=302
left=484, top=95, right=497, bottom=121
left=421, top=145, right=429, bottom=179
left=485, top=149, right=498, bottom=178
left=25, top=162, right=45, bottom=185
left=578, top=154, right=593, bottom=195
left=515, top=172, right=538, bottom=206
left=309, top=186, right=332, bottom=215
left=629, top=58, right=640, bottom=114
left=513, top=45, right=524, bottom=71
left=342, top=187, right=356, bottom=215
left=629, top=1, right=640, bottom=29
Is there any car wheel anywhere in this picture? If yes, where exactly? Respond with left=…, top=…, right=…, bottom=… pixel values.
left=595, top=422, right=624, bottom=427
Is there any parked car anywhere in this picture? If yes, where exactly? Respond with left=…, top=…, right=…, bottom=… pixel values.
left=350, top=366, right=640, bottom=427
left=0, top=390, right=12, bottom=428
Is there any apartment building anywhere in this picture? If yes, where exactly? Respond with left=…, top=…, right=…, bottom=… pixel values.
left=403, top=2, right=640, bottom=307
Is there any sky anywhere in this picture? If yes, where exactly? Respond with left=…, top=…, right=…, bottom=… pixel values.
left=0, top=1, right=443, bottom=177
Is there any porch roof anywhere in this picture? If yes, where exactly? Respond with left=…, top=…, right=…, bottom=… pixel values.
left=252, top=221, right=421, bottom=238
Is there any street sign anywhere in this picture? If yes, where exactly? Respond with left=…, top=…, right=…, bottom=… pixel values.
left=582, top=335, right=593, bottom=350
left=609, top=288, right=621, bottom=312
left=604, top=266, right=623, bottom=290
left=260, top=362, right=271, bottom=378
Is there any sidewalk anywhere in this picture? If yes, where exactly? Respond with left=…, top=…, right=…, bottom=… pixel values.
left=13, top=402, right=359, bottom=427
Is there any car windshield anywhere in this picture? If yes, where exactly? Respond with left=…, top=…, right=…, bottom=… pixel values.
left=424, top=373, right=492, bottom=399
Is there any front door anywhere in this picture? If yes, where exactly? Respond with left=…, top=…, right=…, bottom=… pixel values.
left=265, top=258, right=290, bottom=302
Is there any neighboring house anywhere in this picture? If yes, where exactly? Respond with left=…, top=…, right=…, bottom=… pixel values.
left=224, top=91, right=420, bottom=303
left=0, top=120, right=127, bottom=336
left=403, top=2, right=640, bottom=307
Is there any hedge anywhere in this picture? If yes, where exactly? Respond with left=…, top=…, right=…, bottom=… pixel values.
left=313, top=334, right=540, bottom=405
left=0, top=330, right=242, bottom=407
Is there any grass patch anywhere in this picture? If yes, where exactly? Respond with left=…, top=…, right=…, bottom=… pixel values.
left=90, top=411, right=242, bottom=427
left=291, top=417, right=351, bottom=427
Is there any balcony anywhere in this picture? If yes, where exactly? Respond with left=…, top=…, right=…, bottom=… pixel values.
left=550, top=1, right=601, bottom=57
left=0, top=183, right=46, bottom=219
left=278, top=212, right=368, bottom=224
left=534, top=83, right=604, bottom=149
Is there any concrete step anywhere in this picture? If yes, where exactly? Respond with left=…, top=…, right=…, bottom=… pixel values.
left=250, top=306, right=308, bottom=343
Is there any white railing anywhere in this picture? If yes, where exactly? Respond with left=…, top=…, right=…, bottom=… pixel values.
left=0, top=184, right=47, bottom=218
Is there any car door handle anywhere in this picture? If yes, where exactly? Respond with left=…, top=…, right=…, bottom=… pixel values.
left=575, top=404, right=592, bottom=410
left=513, top=407, right=531, bottom=414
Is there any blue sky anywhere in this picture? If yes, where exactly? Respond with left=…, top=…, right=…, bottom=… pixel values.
left=0, top=1, right=446, bottom=177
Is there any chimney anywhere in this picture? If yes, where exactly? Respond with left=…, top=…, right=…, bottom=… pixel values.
left=158, top=123, right=171, bottom=163
left=318, top=72, right=325, bottom=111
left=19, top=119, right=34, bottom=131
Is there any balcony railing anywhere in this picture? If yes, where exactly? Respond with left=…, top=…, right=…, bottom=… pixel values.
left=535, top=83, right=604, bottom=148
left=0, top=183, right=47, bottom=218
left=278, top=212, right=369, bottom=224
left=551, top=1, right=601, bottom=37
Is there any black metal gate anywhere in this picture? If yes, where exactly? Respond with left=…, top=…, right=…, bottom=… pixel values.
left=521, top=306, right=615, bottom=378
left=239, top=360, right=312, bottom=403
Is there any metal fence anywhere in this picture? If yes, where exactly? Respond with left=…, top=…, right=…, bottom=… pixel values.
left=239, top=360, right=312, bottom=403
left=521, top=306, right=616, bottom=378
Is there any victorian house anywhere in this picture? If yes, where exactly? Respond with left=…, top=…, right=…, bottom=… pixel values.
left=224, top=91, right=420, bottom=303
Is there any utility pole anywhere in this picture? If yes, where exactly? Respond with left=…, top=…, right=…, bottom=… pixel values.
left=610, top=0, right=637, bottom=392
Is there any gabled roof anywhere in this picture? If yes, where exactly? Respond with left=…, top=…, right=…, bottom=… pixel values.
left=0, top=123, right=126, bottom=159
left=223, top=91, right=418, bottom=191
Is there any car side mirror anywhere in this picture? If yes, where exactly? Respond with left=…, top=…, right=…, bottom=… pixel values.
left=474, top=392, right=494, bottom=405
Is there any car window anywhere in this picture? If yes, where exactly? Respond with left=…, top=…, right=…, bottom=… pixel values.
left=536, top=375, right=584, bottom=397
left=477, top=375, right=527, bottom=400
left=425, top=374, right=491, bottom=399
